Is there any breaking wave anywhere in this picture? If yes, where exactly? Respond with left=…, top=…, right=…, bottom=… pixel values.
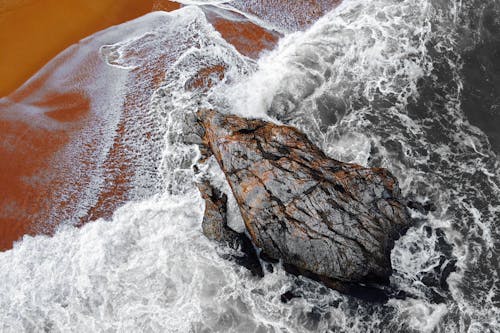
left=1, top=0, right=498, bottom=332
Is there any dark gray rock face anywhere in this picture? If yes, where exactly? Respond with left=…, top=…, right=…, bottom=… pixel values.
left=195, top=109, right=412, bottom=285
left=196, top=179, right=263, bottom=277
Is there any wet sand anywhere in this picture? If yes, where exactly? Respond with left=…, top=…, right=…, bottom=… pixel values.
left=202, top=6, right=281, bottom=59
left=0, top=2, right=290, bottom=251
left=0, top=1, right=181, bottom=250
left=230, top=0, right=341, bottom=31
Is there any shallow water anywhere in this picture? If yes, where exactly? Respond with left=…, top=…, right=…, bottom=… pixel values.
left=0, top=1, right=499, bottom=332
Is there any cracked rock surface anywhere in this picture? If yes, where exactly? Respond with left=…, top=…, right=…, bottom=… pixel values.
left=197, top=179, right=263, bottom=277
left=196, top=109, right=412, bottom=284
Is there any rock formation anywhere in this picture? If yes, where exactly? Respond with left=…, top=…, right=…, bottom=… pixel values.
left=196, top=178, right=263, bottom=277
left=194, top=109, right=412, bottom=287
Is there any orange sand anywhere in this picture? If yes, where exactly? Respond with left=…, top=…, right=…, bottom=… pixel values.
left=214, top=19, right=279, bottom=59
left=201, top=6, right=281, bottom=59
left=0, top=1, right=181, bottom=250
left=0, top=0, right=181, bottom=97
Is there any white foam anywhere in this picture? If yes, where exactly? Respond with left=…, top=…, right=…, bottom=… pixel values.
left=388, top=298, right=448, bottom=332
left=1, top=1, right=499, bottom=332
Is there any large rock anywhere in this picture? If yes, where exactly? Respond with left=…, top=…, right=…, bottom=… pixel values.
left=195, top=109, right=412, bottom=285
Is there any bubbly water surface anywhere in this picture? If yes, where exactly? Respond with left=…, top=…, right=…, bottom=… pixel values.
left=1, top=1, right=499, bottom=332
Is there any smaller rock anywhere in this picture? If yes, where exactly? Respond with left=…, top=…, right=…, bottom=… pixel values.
left=197, top=179, right=263, bottom=277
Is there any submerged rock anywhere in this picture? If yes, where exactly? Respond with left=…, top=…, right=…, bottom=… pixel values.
left=195, top=109, right=412, bottom=286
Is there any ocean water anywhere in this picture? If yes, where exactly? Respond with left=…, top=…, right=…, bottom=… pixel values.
left=1, top=0, right=499, bottom=332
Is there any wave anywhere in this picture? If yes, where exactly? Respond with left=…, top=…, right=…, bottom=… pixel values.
left=0, top=1, right=498, bottom=332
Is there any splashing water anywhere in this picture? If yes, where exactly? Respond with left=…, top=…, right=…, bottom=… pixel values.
left=1, top=1, right=499, bottom=332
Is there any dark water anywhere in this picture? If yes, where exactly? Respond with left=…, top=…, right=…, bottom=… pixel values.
left=0, top=0, right=498, bottom=332
left=228, top=0, right=500, bottom=331
left=460, top=0, right=500, bottom=153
